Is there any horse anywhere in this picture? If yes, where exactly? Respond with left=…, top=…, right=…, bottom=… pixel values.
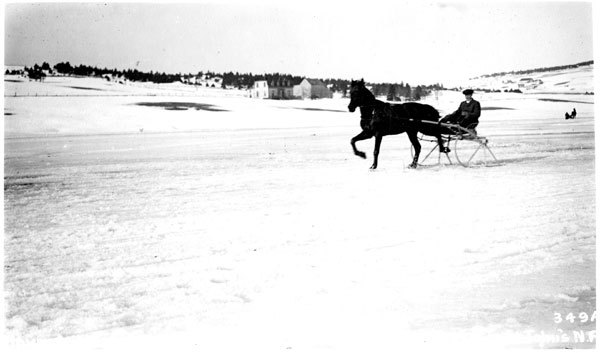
left=347, top=79, right=448, bottom=169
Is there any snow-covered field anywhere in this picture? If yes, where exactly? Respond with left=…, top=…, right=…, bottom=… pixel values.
left=3, top=77, right=596, bottom=351
left=465, top=63, right=594, bottom=94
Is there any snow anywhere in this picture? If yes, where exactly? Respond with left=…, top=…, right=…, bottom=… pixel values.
left=464, top=64, right=594, bottom=94
left=3, top=76, right=596, bottom=351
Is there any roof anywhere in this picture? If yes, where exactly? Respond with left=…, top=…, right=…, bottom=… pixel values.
left=304, top=78, right=326, bottom=86
left=269, top=78, right=293, bottom=87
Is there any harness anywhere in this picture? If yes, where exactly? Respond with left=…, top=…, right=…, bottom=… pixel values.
left=363, top=102, right=398, bottom=132
left=353, top=87, right=415, bottom=131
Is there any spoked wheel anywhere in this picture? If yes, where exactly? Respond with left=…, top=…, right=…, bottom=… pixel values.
left=410, top=134, right=452, bottom=166
left=408, top=123, right=499, bottom=167
left=453, top=135, right=498, bottom=167
left=409, top=134, right=498, bottom=167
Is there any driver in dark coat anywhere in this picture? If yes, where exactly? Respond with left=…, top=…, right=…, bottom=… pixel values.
left=441, top=89, right=481, bottom=129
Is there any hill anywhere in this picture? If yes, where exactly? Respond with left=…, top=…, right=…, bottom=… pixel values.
left=463, top=61, right=594, bottom=94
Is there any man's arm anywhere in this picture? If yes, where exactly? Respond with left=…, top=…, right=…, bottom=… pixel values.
left=471, top=101, right=481, bottom=119
left=449, top=104, right=462, bottom=119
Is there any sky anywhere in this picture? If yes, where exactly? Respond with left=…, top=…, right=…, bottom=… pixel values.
left=3, top=1, right=595, bottom=86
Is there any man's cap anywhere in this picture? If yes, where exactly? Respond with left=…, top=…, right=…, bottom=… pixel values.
left=462, top=89, right=474, bottom=95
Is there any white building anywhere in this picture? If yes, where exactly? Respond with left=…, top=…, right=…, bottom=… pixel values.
left=252, top=80, right=269, bottom=99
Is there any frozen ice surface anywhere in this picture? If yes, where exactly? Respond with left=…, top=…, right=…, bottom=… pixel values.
left=3, top=77, right=595, bottom=351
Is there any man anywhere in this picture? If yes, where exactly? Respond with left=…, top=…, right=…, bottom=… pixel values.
left=441, top=89, right=481, bottom=130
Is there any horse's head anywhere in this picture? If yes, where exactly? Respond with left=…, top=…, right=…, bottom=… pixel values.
left=348, top=78, right=374, bottom=112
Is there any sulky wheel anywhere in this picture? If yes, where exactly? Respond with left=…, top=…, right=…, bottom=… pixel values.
left=453, top=136, right=494, bottom=167
left=410, top=134, right=451, bottom=166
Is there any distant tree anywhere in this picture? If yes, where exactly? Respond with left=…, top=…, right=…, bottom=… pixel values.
left=387, top=84, right=396, bottom=101
left=27, top=69, right=46, bottom=81
left=54, top=62, right=73, bottom=75
left=414, top=86, right=424, bottom=101
left=73, top=64, right=94, bottom=76
left=371, top=84, right=379, bottom=96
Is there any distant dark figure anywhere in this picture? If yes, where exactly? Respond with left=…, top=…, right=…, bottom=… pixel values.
left=565, top=108, right=577, bottom=120
left=347, top=79, right=448, bottom=169
left=440, top=89, right=481, bottom=130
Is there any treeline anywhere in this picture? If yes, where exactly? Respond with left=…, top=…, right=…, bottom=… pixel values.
left=371, top=82, right=444, bottom=101
left=16, top=61, right=443, bottom=100
left=52, top=62, right=185, bottom=83
left=220, top=72, right=304, bottom=89
left=473, top=60, right=594, bottom=79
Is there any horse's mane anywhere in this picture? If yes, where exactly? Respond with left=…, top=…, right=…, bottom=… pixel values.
left=361, top=85, right=375, bottom=101
left=351, top=80, right=377, bottom=105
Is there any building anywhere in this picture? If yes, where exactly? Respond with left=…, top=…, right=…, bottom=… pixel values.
left=251, top=80, right=269, bottom=98
left=293, top=78, right=333, bottom=99
left=251, top=78, right=294, bottom=99
left=517, top=77, right=543, bottom=90
left=268, top=78, right=294, bottom=99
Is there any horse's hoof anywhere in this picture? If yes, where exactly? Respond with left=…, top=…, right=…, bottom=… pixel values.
left=408, top=163, right=418, bottom=169
left=356, top=152, right=366, bottom=159
left=370, top=165, right=377, bottom=170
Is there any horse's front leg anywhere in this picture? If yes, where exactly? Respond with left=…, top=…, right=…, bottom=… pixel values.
left=351, top=130, right=373, bottom=159
left=407, top=131, right=421, bottom=168
left=371, top=134, right=382, bottom=169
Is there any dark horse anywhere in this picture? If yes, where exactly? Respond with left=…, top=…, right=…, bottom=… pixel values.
left=348, top=79, right=448, bottom=169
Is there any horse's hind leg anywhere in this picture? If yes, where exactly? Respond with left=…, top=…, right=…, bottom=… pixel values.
left=437, top=134, right=450, bottom=153
left=351, top=130, right=373, bottom=159
left=407, top=131, right=421, bottom=168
